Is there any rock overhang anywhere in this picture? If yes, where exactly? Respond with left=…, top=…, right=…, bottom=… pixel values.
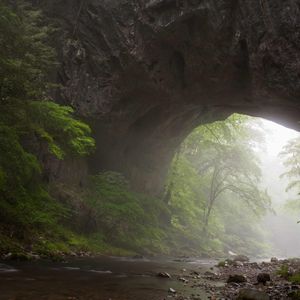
left=36, top=0, right=300, bottom=193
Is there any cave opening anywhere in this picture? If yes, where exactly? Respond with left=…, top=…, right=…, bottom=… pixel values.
left=165, top=113, right=300, bottom=257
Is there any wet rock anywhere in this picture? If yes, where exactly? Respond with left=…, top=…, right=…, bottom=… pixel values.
left=191, top=271, right=200, bottom=276
left=157, top=272, right=171, bottom=278
left=237, top=288, right=270, bottom=300
left=271, top=257, right=278, bottom=263
left=4, top=252, right=31, bottom=261
left=257, top=273, right=271, bottom=285
left=234, top=261, right=244, bottom=267
left=227, top=274, right=247, bottom=283
left=215, top=258, right=300, bottom=298
left=168, top=287, right=176, bottom=294
left=249, top=262, right=260, bottom=269
left=179, top=277, right=188, bottom=283
left=291, top=285, right=300, bottom=290
left=2, top=252, right=12, bottom=260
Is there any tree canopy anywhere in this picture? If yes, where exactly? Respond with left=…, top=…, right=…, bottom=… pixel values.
left=280, top=137, right=300, bottom=194
left=166, top=115, right=271, bottom=255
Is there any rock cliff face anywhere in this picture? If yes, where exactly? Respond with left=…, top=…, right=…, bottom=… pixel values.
left=37, top=0, right=300, bottom=194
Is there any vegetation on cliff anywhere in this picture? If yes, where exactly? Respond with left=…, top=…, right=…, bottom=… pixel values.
left=0, top=1, right=95, bottom=257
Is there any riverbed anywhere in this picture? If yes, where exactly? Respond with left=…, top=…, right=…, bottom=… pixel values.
left=0, top=256, right=221, bottom=300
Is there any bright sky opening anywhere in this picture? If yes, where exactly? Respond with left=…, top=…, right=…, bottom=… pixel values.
left=261, top=119, right=300, bottom=157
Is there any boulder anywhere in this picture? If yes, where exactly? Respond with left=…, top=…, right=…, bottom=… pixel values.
left=250, top=262, right=260, bottom=269
left=237, top=288, right=270, bottom=300
left=234, top=261, right=244, bottom=267
left=191, top=270, right=200, bottom=276
left=270, top=257, right=278, bottom=263
left=157, top=272, right=171, bottom=278
left=179, top=277, right=188, bottom=283
left=257, top=273, right=271, bottom=285
left=227, top=274, right=247, bottom=284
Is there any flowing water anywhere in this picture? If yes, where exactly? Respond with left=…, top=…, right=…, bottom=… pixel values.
left=0, top=256, right=221, bottom=300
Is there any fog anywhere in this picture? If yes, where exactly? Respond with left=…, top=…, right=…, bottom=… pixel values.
left=257, top=119, right=300, bottom=257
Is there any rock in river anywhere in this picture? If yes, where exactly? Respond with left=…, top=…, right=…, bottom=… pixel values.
left=257, top=273, right=271, bottom=285
left=227, top=274, right=247, bottom=283
left=179, top=277, right=189, bottom=283
left=270, top=257, right=278, bottom=263
left=157, top=272, right=171, bottom=278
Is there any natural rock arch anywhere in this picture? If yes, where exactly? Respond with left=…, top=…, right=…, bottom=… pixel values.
left=38, top=0, right=300, bottom=194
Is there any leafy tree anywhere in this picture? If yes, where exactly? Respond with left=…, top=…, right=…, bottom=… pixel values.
left=280, top=137, right=300, bottom=193
left=279, top=137, right=300, bottom=220
left=217, top=193, right=270, bottom=255
left=0, top=1, right=95, bottom=250
left=27, top=101, right=95, bottom=159
left=0, top=1, right=95, bottom=169
left=176, top=115, right=270, bottom=233
left=0, top=0, right=55, bottom=103
left=166, top=115, right=271, bottom=255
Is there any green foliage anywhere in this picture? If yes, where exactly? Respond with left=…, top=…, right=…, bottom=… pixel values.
left=276, top=265, right=300, bottom=289
left=288, top=291, right=300, bottom=300
left=0, top=125, right=40, bottom=194
left=289, top=274, right=300, bottom=284
left=280, top=137, right=300, bottom=214
left=280, top=137, right=300, bottom=191
left=0, top=1, right=95, bottom=256
left=28, top=101, right=95, bottom=158
left=0, top=125, right=60, bottom=232
left=217, top=260, right=226, bottom=267
left=166, top=114, right=271, bottom=256
left=277, top=265, right=290, bottom=279
left=0, top=0, right=55, bottom=102
left=84, top=172, right=170, bottom=253
left=279, top=137, right=300, bottom=186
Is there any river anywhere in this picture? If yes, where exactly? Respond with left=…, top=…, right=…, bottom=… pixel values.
left=0, top=256, right=222, bottom=300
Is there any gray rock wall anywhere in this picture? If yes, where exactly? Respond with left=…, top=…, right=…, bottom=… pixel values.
left=36, top=0, right=300, bottom=194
